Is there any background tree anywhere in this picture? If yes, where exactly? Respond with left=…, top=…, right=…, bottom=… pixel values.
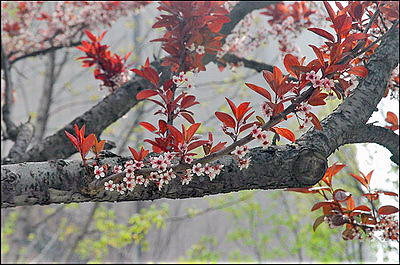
left=1, top=1, right=399, bottom=263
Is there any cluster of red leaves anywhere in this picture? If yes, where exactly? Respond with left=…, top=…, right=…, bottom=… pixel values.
left=134, top=59, right=199, bottom=124
left=261, top=1, right=315, bottom=26
left=151, top=1, right=231, bottom=72
left=128, top=146, right=149, bottom=162
left=215, top=98, right=255, bottom=141
left=288, top=163, right=399, bottom=241
left=76, top=30, right=131, bottom=91
left=65, top=124, right=96, bottom=164
left=140, top=120, right=208, bottom=157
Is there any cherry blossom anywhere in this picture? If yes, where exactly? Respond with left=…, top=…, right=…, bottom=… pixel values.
left=261, top=102, right=274, bottom=117
left=192, top=163, right=205, bottom=176
left=124, top=165, right=135, bottom=179
left=116, top=183, right=126, bottom=195
left=94, top=165, right=105, bottom=179
left=133, top=160, right=144, bottom=170
left=104, top=180, right=115, bottom=191
left=183, top=155, right=194, bottom=164
left=136, top=175, right=145, bottom=185
left=181, top=169, right=193, bottom=185
left=239, top=158, right=251, bottom=170
left=126, top=181, right=136, bottom=192
left=123, top=174, right=135, bottom=183
left=113, top=165, right=123, bottom=174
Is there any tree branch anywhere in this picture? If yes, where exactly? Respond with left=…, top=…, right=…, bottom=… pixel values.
left=1, top=144, right=327, bottom=208
left=1, top=42, right=18, bottom=140
left=342, top=124, right=399, bottom=165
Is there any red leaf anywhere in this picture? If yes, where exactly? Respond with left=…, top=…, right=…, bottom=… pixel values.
left=225, top=98, right=237, bottom=119
left=362, top=193, right=379, bottom=201
left=350, top=173, right=368, bottom=188
left=187, top=123, right=201, bottom=142
left=348, top=66, right=368, bottom=78
left=215, top=111, right=236, bottom=129
left=307, top=112, right=323, bottom=130
left=323, top=1, right=336, bottom=22
left=139, top=122, right=157, bottom=132
left=271, top=127, right=296, bottom=142
left=346, top=196, right=355, bottom=210
left=308, top=28, right=336, bottom=42
left=82, top=133, right=95, bottom=156
left=236, top=102, right=251, bottom=122
left=239, top=122, right=255, bottom=133
left=378, top=190, right=398, bottom=197
left=128, top=146, right=139, bottom=160
left=166, top=124, right=183, bottom=143
left=65, top=130, right=79, bottom=150
left=210, top=142, right=226, bottom=154
left=311, top=201, right=336, bottom=211
left=309, top=45, right=325, bottom=67
left=84, top=30, right=97, bottom=42
left=136, top=89, right=158, bottom=100
left=181, top=112, right=195, bottom=124
left=245, top=83, right=272, bottom=101
left=385, top=111, right=399, bottom=131
left=188, top=140, right=210, bottom=151
left=378, top=205, right=399, bottom=215
left=284, top=54, right=300, bottom=78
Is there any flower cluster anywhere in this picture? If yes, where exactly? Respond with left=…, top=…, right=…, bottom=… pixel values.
left=231, top=145, right=251, bottom=170
left=172, top=71, right=195, bottom=90
left=97, top=152, right=224, bottom=193
left=374, top=215, right=399, bottom=241
left=344, top=74, right=359, bottom=98
left=306, top=70, right=335, bottom=92
left=250, top=124, right=270, bottom=148
left=296, top=102, right=312, bottom=132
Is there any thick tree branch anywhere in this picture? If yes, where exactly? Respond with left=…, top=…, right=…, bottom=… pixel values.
left=342, top=124, right=399, bottom=165
left=1, top=145, right=327, bottom=208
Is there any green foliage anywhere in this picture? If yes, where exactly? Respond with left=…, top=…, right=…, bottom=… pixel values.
left=1, top=211, right=19, bottom=255
left=179, top=235, right=220, bottom=263
left=75, top=203, right=169, bottom=262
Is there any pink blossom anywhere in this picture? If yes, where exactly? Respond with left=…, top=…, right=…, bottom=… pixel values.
left=126, top=181, right=136, bottom=192
left=104, top=180, right=115, bottom=191
left=94, top=165, right=105, bottom=179
left=116, top=183, right=126, bottom=195
left=113, top=165, right=123, bottom=174
left=192, top=163, right=204, bottom=176
left=239, top=158, right=251, bottom=170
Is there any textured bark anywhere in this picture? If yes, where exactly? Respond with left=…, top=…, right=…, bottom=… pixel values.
left=1, top=144, right=326, bottom=208
left=1, top=11, right=398, bottom=208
